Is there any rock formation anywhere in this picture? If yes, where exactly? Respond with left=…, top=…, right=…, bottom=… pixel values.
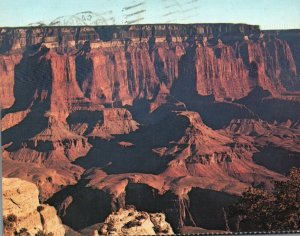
left=0, top=55, right=22, bottom=108
left=2, top=177, right=65, bottom=236
left=1, top=24, right=300, bottom=233
left=46, top=110, right=298, bottom=231
left=99, top=207, right=174, bottom=235
left=1, top=25, right=299, bottom=113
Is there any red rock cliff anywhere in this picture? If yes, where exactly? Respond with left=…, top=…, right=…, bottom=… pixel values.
left=1, top=24, right=299, bottom=115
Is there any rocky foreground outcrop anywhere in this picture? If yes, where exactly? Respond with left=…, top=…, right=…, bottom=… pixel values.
left=99, top=207, right=174, bottom=236
left=2, top=178, right=65, bottom=236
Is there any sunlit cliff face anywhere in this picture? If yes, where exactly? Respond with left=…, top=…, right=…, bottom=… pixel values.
left=1, top=24, right=300, bottom=233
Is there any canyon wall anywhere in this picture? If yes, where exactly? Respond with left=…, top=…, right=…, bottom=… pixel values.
left=1, top=24, right=300, bottom=233
left=1, top=25, right=299, bottom=119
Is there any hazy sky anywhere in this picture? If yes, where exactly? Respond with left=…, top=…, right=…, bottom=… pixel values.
left=0, top=0, right=299, bottom=29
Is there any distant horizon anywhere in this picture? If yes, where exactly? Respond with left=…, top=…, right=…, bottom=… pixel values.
left=0, top=0, right=299, bottom=30
left=1, top=23, right=299, bottom=31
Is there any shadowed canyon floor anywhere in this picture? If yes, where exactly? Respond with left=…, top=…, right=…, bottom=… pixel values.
left=1, top=24, right=300, bottom=234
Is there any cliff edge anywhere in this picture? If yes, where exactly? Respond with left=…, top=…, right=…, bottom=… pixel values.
left=2, top=178, right=65, bottom=236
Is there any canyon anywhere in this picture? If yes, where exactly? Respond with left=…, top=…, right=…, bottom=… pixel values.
left=1, top=24, right=300, bottom=234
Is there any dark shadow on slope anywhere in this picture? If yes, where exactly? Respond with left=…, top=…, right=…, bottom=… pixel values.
left=237, top=87, right=300, bottom=123
left=236, top=86, right=271, bottom=104
left=125, top=183, right=196, bottom=233
left=47, top=180, right=112, bottom=231
left=2, top=103, right=49, bottom=150
left=191, top=102, right=257, bottom=129
left=126, top=97, right=187, bottom=126
left=125, top=99, right=151, bottom=124
left=188, top=188, right=238, bottom=230
left=67, top=110, right=104, bottom=135
left=75, top=49, right=93, bottom=98
left=2, top=45, right=52, bottom=150
left=74, top=112, right=189, bottom=174
left=2, top=45, right=51, bottom=116
left=125, top=184, right=238, bottom=232
left=249, top=61, right=259, bottom=85
left=253, top=146, right=300, bottom=175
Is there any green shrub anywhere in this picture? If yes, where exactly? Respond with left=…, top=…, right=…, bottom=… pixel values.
left=3, top=216, right=14, bottom=230
left=153, top=225, right=162, bottom=233
left=7, top=214, right=17, bottom=222
left=229, top=167, right=300, bottom=231
left=124, top=220, right=142, bottom=228
left=135, top=214, right=147, bottom=220
left=16, top=228, right=30, bottom=236
left=107, top=221, right=115, bottom=231
left=35, top=230, right=54, bottom=236
left=128, top=212, right=134, bottom=216
left=37, top=205, right=45, bottom=212
left=125, top=205, right=136, bottom=210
